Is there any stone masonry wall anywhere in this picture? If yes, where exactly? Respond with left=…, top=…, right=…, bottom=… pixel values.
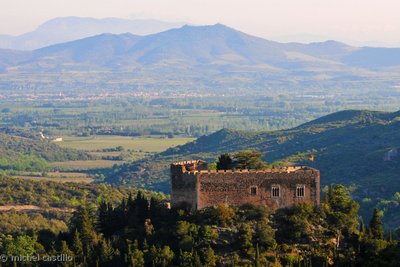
left=170, top=162, right=320, bottom=211
left=170, top=170, right=198, bottom=210
left=197, top=169, right=320, bottom=210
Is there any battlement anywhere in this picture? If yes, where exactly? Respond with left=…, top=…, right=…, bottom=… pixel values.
left=172, top=160, right=206, bottom=166
left=171, top=160, right=208, bottom=173
left=173, top=163, right=317, bottom=175
left=171, top=159, right=320, bottom=211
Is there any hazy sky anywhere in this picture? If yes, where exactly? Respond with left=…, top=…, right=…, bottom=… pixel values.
left=2, top=0, right=400, bottom=46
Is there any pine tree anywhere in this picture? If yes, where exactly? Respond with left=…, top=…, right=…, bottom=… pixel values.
left=72, top=230, right=84, bottom=263
left=178, top=250, right=193, bottom=267
left=135, top=191, right=149, bottom=220
left=233, top=150, right=266, bottom=170
left=369, top=208, right=384, bottom=240
left=237, top=223, right=254, bottom=257
left=131, top=249, right=144, bottom=267
left=193, top=251, right=202, bottom=267
left=74, top=205, right=97, bottom=254
left=200, top=246, right=217, bottom=267
left=59, top=241, right=74, bottom=267
left=216, top=153, right=233, bottom=170
left=98, top=201, right=111, bottom=236
left=98, top=239, right=115, bottom=264
left=255, top=243, right=260, bottom=267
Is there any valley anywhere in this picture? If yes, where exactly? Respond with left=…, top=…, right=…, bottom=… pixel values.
left=0, top=14, right=399, bottom=266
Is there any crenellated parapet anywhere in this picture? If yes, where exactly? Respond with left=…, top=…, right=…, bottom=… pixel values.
left=171, top=160, right=320, bottom=211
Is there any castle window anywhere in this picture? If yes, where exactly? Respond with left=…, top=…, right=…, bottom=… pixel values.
left=250, top=186, right=257, bottom=196
left=271, top=186, right=280, bottom=197
left=296, top=185, right=305, bottom=197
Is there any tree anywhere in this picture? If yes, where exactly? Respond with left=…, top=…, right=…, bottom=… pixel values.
left=274, top=202, right=315, bottom=244
left=321, top=185, right=360, bottom=247
left=216, top=153, right=233, bottom=170
left=237, top=223, right=254, bottom=257
left=207, top=205, right=236, bottom=226
left=97, top=239, right=115, bottom=264
left=71, top=230, right=84, bottom=263
left=2, top=235, right=36, bottom=257
left=130, top=248, right=144, bottom=267
left=200, top=246, right=217, bottom=267
left=97, top=201, right=112, bottom=236
left=70, top=205, right=98, bottom=254
left=160, top=246, right=174, bottom=267
left=369, top=208, right=384, bottom=240
left=233, top=150, right=266, bottom=170
left=255, top=219, right=277, bottom=251
left=59, top=241, right=74, bottom=267
left=175, top=221, right=198, bottom=251
left=198, top=225, right=218, bottom=246
left=178, top=250, right=194, bottom=267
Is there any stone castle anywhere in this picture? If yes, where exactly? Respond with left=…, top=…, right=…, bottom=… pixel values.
left=171, top=160, right=320, bottom=211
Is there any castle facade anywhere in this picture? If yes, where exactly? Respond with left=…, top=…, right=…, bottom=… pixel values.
left=171, top=160, right=320, bottom=211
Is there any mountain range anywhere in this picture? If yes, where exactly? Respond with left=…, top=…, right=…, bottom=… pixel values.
left=0, top=17, right=185, bottom=51
left=1, top=23, right=400, bottom=92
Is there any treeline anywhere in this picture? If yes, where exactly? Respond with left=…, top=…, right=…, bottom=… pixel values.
left=1, top=185, right=399, bottom=266
left=0, top=132, right=93, bottom=172
left=0, top=95, right=335, bottom=139
left=0, top=176, right=165, bottom=208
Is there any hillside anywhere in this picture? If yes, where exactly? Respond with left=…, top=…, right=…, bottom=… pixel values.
left=1, top=24, right=400, bottom=92
left=0, top=132, right=93, bottom=171
left=107, top=110, right=400, bottom=195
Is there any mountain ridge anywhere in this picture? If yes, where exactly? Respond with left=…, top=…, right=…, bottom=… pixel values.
left=1, top=23, right=400, bottom=91
left=0, top=16, right=186, bottom=51
left=1, top=24, right=398, bottom=69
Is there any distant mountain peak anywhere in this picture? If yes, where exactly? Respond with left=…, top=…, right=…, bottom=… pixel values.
left=0, top=17, right=186, bottom=50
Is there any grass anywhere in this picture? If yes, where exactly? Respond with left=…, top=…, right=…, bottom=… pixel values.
left=51, top=135, right=195, bottom=173
left=50, top=160, right=123, bottom=170
left=13, top=172, right=93, bottom=184
left=59, top=135, right=195, bottom=152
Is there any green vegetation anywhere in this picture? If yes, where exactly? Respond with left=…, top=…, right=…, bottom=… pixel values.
left=0, top=186, right=398, bottom=266
left=232, top=150, right=266, bottom=170
left=0, top=133, right=92, bottom=172
left=216, top=153, right=233, bottom=170
left=0, top=212, right=68, bottom=235
left=59, top=135, right=194, bottom=152
left=0, top=176, right=164, bottom=208
left=105, top=110, right=400, bottom=228
left=215, top=150, right=265, bottom=170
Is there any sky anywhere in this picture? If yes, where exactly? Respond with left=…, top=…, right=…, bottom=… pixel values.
left=1, top=0, right=400, bottom=46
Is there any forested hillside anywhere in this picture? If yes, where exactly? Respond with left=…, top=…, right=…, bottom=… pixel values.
left=0, top=132, right=93, bottom=171
left=106, top=110, right=400, bottom=228
left=1, top=186, right=399, bottom=266
left=0, top=176, right=165, bottom=250
left=108, top=110, right=400, bottom=193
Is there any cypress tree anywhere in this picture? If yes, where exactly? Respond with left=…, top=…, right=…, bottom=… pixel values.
left=369, top=208, right=384, bottom=239
left=72, top=230, right=84, bottom=263
left=216, top=153, right=233, bottom=170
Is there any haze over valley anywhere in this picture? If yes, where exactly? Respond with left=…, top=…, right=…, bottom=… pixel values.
left=0, top=10, right=400, bottom=266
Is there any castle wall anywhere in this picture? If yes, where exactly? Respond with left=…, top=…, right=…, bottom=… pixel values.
left=197, top=169, right=320, bottom=210
left=170, top=161, right=320, bottom=211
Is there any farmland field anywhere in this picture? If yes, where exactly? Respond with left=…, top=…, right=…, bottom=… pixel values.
left=13, top=172, right=94, bottom=183
left=50, top=160, right=123, bottom=171
left=58, top=135, right=195, bottom=152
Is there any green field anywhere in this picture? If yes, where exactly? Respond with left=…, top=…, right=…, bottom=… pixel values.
left=50, top=160, right=123, bottom=171
left=59, top=135, right=195, bottom=152
left=14, top=172, right=93, bottom=183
